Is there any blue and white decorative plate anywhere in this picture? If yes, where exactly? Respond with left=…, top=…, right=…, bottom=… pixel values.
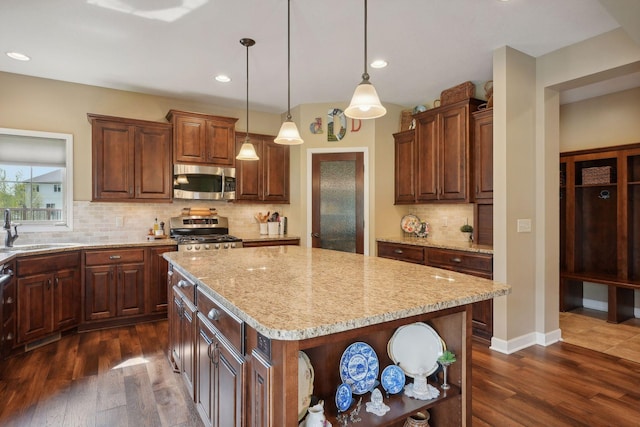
left=339, top=341, right=379, bottom=395
left=380, top=364, right=406, bottom=395
left=335, top=382, right=353, bottom=412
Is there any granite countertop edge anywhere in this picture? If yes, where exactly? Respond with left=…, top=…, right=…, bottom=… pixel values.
left=377, top=236, right=494, bottom=254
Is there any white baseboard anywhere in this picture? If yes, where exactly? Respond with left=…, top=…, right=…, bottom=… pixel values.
left=489, top=328, right=562, bottom=354
left=582, top=298, right=640, bottom=318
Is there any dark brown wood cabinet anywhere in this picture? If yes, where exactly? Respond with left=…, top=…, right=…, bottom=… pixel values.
left=171, top=277, right=196, bottom=397
left=235, top=132, right=290, bottom=203
left=1, top=261, right=16, bottom=357
left=88, top=114, right=173, bottom=202
left=560, top=143, right=640, bottom=323
left=84, top=248, right=145, bottom=321
left=472, top=108, right=494, bottom=202
left=242, top=238, right=300, bottom=248
left=377, top=241, right=494, bottom=340
left=167, top=109, right=238, bottom=166
left=195, top=287, right=245, bottom=427
left=16, top=252, right=80, bottom=344
left=395, top=99, right=481, bottom=204
left=147, top=245, right=175, bottom=314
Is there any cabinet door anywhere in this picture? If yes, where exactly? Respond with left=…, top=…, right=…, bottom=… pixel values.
left=439, top=105, right=468, bottom=201
left=85, top=265, right=117, bottom=321
left=205, top=119, right=236, bottom=166
left=236, top=135, right=263, bottom=201
left=175, top=116, right=207, bottom=163
left=92, top=120, right=135, bottom=200
left=415, top=113, right=439, bottom=201
left=196, top=315, right=215, bottom=426
left=472, top=300, right=493, bottom=340
left=170, top=288, right=183, bottom=371
left=147, top=246, right=175, bottom=314
left=394, top=130, right=416, bottom=204
left=473, top=109, right=493, bottom=201
left=53, top=268, right=80, bottom=330
left=116, top=262, right=145, bottom=317
left=216, top=335, right=245, bottom=427
left=249, top=350, right=272, bottom=427
left=135, top=125, right=172, bottom=199
left=262, top=140, right=289, bottom=202
left=17, top=273, right=52, bottom=343
left=181, top=298, right=196, bottom=397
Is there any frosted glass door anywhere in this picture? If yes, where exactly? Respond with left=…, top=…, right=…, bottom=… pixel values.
left=311, top=152, right=364, bottom=254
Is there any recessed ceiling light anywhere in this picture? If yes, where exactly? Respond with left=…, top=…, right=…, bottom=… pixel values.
left=215, top=75, right=231, bottom=83
left=370, top=59, right=388, bottom=69
left=6, top=51, right=30, bottom=61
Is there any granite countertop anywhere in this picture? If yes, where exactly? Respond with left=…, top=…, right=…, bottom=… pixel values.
left=164, top=246, right=510, bottom=341
left=377, top=235, right=493, bottom=254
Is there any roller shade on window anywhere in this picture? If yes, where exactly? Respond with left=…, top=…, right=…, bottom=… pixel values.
left=0, top=134, right=66, bottom=167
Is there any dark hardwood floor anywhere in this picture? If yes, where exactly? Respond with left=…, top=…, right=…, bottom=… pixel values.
left=2, top=321, right=640, bottom=426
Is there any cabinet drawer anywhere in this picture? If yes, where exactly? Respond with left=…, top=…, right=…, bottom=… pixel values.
left=173, top=271, right=196, bottom=304
left=377, top=242, right=425, bottom=264
left=197, top=287, right=244, bottom=353
left=85, top=248, right=145, bottom=266
left=426, top=248, right=492, bottom=278
left=17, top=252, right=80, bottom=276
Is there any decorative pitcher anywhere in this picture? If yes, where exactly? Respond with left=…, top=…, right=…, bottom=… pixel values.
left=306, top=401, right=326, bottom=427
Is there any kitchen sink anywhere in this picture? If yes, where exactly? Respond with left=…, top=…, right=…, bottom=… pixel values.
left=0, top=243, right=80, bottom=253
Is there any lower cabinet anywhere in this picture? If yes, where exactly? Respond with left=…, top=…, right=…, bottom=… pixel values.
left=147, top=245, right=175, bottom=314
left=16, top=252, right=80, bottom=344
left=84, top=248, right=145, bottom=321
left=1, top=261, right=16, bottom=357
left=377, top=241, right=494, bottom=340
left=171, top=282, right=196, bottom=397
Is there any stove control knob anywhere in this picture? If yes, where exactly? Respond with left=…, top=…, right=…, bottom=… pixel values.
left=214, top=243, right=220, bottom=250
left=194, top=245, right=201, bottom=251
left=230, top=243, right=236, bottom=248
left=186, top=245, right=193, bottom=251
left=223, top=243, right=229, bottom=249
left=204, top=244, right=210, bottom=250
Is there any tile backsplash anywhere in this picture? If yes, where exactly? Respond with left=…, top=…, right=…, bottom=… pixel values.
left=16, top=200, right=288, bottom=245
left=402, top=204, right=475, bottom=242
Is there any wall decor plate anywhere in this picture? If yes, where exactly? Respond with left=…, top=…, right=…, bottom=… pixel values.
left=380, top=364, right=406, bottom=395
left=339, top=342, right=379, bottom=395
left=335, top=382, right=353, bottom=413
left=298, top=351, right=315, bottom=421
left=387, top=323, right=444, bottom=378
left=401, top=214, right=421, bottom=233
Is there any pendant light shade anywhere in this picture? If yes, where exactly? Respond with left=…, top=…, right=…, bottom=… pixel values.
left=275, top=0, right=303, bottom=145
left=236, top=37, right=259, bottom=161
left=344, top=0, right=386, bottom=120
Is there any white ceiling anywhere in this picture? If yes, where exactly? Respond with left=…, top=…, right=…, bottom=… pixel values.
left=0, top=0, right=636, bottom=114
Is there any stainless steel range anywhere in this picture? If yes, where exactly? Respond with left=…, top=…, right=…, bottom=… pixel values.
left=169, top=214, right=243, bottom=252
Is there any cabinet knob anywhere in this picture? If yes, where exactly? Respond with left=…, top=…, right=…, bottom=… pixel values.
left=5, top=296, right=13, bottom=304
left=207, top=308, right=221, bottom=321
left=177, top=279, right=188, bottom=288
left=109, top=255, right=121, bottom=260
left=394, top=249, right=404, bottom=254
left=451, top=257, right=462, bottom=263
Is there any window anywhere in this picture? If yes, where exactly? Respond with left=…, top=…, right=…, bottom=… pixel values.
left=0, top=128, right=73, bottom=232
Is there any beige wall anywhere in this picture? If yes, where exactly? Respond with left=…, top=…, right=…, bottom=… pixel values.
left=0, top=71, right=281, bottom=201
left=560, top=86, right=640, bottom=151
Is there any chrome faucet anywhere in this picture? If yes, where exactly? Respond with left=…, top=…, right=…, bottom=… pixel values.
left=4, top=209, right=19, bottom=247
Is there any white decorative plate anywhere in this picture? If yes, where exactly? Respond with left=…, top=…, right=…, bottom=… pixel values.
left=400, top=214, right=421, bottom=233
left=298, top=351, right=314, bottom=421
left=387, top=322, right=444, bottom=378
left=380, top=364, right=406, bottom=395
left=339, top=342, right=379, bottom=395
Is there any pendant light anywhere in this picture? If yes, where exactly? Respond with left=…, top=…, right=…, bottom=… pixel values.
left=274, top=0, right=303, bottom=145
left=236, top=38, right=260, bottom=161
left=344, top=0, right=386, bottom=120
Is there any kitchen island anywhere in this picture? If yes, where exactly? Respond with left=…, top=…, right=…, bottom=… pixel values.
left=164, top=246, right=510, bottom=426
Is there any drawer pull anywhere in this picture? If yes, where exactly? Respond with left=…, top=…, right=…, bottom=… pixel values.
left=393, top=249, right=404, bottom=254
left=177, top=279, right=188, bottom=288
left=5, top=296, right=13, bottom=304
left=207, top=308, right=221, bottom=321
left=109, top=255, right=121, bottom=260
left=451, top=257, right=462, bottom=263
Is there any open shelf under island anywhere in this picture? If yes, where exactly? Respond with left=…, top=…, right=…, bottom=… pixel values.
left=164, top=246, right=510, bottom=427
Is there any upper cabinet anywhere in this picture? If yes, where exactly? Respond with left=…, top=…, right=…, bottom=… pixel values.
left=166, top=109, right=238, bottom=166
left=472, top=108, right=493, bottom=202
left=88, top=114, right=172, bottom=202
left=394, top=99, right=482, bottom=204
left=235, top=132, right=290, bottom=203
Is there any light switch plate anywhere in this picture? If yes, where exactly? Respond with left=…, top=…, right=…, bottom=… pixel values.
left=517, top=218, right=532, bottom=233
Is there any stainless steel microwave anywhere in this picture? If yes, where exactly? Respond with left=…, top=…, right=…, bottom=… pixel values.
left=173, top=164, right=236, bottom=201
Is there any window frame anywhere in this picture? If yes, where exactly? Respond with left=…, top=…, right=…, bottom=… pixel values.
left=0, top=127, right=74, bottom=232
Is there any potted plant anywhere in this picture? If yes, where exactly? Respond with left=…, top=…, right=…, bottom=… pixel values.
left=460, top=223, right=473, bottom=242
